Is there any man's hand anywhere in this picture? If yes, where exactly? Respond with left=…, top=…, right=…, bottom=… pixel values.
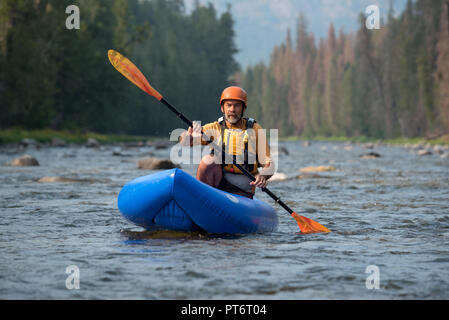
left=180, top=121, right=202, bottom=146
left=189, top=121, right=202, bottom=137
left=250, top=174, right=268, bottom=188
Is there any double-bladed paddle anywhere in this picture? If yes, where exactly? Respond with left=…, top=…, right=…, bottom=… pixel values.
left=108, top=49, right=330, bottom=234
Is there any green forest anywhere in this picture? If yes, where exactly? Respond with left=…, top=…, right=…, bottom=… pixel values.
left=238, top=0, right=449, bottom=139
left=1, top=0, right=448, bottom=139
left=0, top=0, right=237, bottom=135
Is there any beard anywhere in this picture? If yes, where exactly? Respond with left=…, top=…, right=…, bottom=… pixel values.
left=224, top=112, right=242, bottom=124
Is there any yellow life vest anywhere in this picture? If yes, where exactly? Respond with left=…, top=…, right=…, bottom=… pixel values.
left=215, top=117, right=259, bottom=175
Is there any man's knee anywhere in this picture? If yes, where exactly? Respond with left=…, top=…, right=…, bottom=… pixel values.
left=198, top=154, right=219, bottom=171
left=201, top=154, right=217, bottom=166
left=197, top=155, right=222, bottom=186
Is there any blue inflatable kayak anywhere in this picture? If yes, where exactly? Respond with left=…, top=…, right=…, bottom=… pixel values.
left=117, top=169, right=278, bottom=234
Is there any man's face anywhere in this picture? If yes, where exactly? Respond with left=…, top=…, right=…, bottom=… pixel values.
left=221, top=100, right=244, bottom=124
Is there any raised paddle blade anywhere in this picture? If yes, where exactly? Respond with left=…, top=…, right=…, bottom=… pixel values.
left=292, top=212, right=331, bottom=234
left=108, top=49, right=163, bottom=101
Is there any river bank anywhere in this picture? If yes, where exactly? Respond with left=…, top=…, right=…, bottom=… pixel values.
left=0, top=128, right=154, bottom=146
left=281, top=134, right=449, bottom=147
left=2, top=128, right=449, bottom=148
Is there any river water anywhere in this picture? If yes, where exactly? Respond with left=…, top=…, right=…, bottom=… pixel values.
left=1, top=140, right=448, bottom=299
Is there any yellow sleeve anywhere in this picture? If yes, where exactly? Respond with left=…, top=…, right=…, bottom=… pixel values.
left=201, top=122, right=221, bottom=146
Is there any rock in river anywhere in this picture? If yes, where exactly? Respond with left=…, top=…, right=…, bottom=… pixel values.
left=269, top=172, right=289, bottom=182
left=86, top=138, right=100, bottom=148
left=138, top=157, right=180, bottom=170
left=299, top=166, right=336, bottom=173
left=10, top=155, right=39, bottom=167
left=360, top=152, right=381, bottom=159
left=38, top=177, right=92, bottom=183
left=19, top=138, right=39, bottom=148
left=417, top=149, right=432, bottom=156
left=51, top=138, right=67, bottom=147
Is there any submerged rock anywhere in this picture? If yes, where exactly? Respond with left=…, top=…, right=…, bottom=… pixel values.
left=269, top=172, right=330, bottom=181
left=268, top=172, right=289, bottom=182
left=112, top=150, right=133, bottom=157
left=51, top=138, right=67, bottom=147
left=147, top=140, right=172, bottom=149
left=155, top=142, right=170, bottom=149
left=123, top=141, right=145, bottom=148
left=38, top=176, right=92, bottom=183
left=138, top=157, right=180, bottom=170
left=10, top=155, right=39, bottom=166
left=432, top=145, right=444, bottom=154
left=299, top=165, right=336, bottom=173
left=86, top=138, right=100, bottom=148
left=360, top=152, right=381, bottom=159
left=417, top=149, right=432, bottom=156
left=279, top=146, right=289, bottom=155
left=297, top=173, right=330, bottom=179
left=19, top=138, right=39, bottom=148
left=361, top=143, right=375, bottom=149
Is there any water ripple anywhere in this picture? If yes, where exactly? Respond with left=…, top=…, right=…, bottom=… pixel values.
left=1, top=142, right=448, bottom=299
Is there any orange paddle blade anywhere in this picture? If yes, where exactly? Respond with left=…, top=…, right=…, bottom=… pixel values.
left=291, top=212, right=331, bottom=234
left=108, top=49, right=163, bottom=101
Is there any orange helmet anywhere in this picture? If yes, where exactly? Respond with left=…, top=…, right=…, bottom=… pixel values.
left=220, top=86, right=247, bottom=108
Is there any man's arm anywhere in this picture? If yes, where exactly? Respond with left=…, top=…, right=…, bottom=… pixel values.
left=250, top=123, right=275, bottom=188
left=179, top=121, right=222, bottom=149
left=251, top=163, right=274, bottom=188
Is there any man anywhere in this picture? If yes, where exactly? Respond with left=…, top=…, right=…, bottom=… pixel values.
left=180, top=86, right=273, bottom=198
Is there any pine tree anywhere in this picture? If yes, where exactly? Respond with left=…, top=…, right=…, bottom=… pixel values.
left=0, top=0, right=58, bottom=128
left=435, top=1, right=449, bottom=133
left=322, top=23, right=337, bottom=136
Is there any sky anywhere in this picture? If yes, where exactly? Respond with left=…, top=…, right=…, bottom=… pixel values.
left=184, top=0, right=408, bottom=68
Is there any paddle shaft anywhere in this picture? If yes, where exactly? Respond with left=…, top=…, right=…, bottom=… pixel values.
left=161, top=97, right=294, bottom=214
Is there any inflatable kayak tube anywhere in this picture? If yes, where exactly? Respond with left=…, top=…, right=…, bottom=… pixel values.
left=117, top=169, right=278, bottom=234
